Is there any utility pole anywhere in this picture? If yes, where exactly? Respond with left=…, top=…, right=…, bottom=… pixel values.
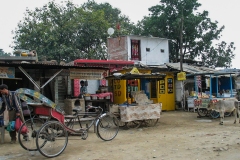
left=179, top=3, right=185, bottom=110
left=180, top=16, right=183, bottom=71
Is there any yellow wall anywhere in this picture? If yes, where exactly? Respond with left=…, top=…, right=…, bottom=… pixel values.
left=151, top=73, right=175, bottom=111
left=110, top=68, right=175, bottom=110
left=112, top=68, right=150, bottom=104
left=112, top=79, right=127, bottom=104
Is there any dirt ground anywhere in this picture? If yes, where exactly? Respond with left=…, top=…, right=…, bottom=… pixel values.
left=1, top=110, right=240, bottom=160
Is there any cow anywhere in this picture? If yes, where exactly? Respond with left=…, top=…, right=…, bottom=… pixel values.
left=208, top=98, right=240, bottom=125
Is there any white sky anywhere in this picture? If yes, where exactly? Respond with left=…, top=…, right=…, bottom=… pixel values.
left=0, top=0, right=239, bottom=68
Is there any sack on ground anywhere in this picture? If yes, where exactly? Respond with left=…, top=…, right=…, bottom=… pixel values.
left=15, top=117, right=28, bottom=134
left=6, top=121, right=15, bottom=132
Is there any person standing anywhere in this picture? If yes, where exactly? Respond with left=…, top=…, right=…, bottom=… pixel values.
left=0, top=84, right=23, bottom=143
left=79, top=80, right=87, bottom=98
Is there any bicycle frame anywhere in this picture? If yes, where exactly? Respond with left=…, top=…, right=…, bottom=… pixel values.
left=64, top=106, right=104, bottom=134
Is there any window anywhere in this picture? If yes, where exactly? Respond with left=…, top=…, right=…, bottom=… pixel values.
left=131, top=40, right=141, bottom=60
left=146, top=48, right=150, bottom=52
left=160, top=49, right=164, bottom=53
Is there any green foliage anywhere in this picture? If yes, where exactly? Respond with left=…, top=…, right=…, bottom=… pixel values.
left=133, top=0, right=235, bottom=68
left=0, top=49, right=11, bottom=56
left=12, top=0, right=136, bottom=62
left=12, top=0, right=235, bottom=67
left=14, top=1, right=110, bottom=62
left=82, top=0, right=136, bottom=36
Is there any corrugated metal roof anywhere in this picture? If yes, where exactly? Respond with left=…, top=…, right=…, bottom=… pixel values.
left=0, top=62, right=108, bottom=70
left=165, top=63, right=216, bottom=74
left=164, top=63, right=239, bottom=78
left=74, top=59, right=134, bottom=65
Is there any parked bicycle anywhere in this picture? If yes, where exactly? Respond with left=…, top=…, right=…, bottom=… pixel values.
left=16, top=88, right=119, bottom=158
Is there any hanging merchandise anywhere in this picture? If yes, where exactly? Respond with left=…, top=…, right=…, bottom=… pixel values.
left=197, top=76, right=201, bottom=88
left=205, top=78, right=210, bottom=88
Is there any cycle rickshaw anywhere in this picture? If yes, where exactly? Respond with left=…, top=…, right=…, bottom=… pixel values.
left=16, top=88, right=119, bottom=158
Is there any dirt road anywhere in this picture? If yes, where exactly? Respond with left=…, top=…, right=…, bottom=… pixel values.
left=1, top=110, right=240, bottom=160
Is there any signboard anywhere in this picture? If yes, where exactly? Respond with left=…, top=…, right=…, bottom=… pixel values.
left=69, top=69, right=108, bottom=80
left=167, top=78, right=173, bottom=93
left=177, top=72, right=186, bottom=81
left=0, top=67, right=15, bottom=78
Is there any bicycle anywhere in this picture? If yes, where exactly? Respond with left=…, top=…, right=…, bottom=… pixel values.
left=16, top=88, right=119, bottom=158
left=64, top=105, right=119, bottom=141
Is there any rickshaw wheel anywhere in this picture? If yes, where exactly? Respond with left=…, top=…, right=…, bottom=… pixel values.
left=18, top=118, right=44, bottom=151
left=36, top=121, right=68, bottom=158
left=144, top=119, right=159, bottom=127
left=113, top=117, right=126, bottom=127
left=126, top=120, right=142, bottom=129
left=224, top=112, right=232, bottom=117
left=197, top=108, right=208, bottom=117
left=209, top=110, right=220, bottom=119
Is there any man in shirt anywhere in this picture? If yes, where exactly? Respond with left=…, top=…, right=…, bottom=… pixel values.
left=0, top=84, right=23, bottom=143
left=79, top=80, right=87, bottom=98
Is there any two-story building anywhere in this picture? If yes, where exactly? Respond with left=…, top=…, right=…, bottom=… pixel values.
left=108, top=35, right=169, bottom=65
left=107, top=35, right=175, bottom=111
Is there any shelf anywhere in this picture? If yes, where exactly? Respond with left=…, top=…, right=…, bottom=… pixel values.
left=85, top=99, right=110, bottom=102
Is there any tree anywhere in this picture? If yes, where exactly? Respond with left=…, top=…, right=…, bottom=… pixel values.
left=82, top=0, right=137, bottom=37
left=12, top=0, right=137, bottom=62
left=0, top=49, right=11, bottom=56
left=13, top=1, right=110, bottom=62
left=133, top=0, right=235, bottom=68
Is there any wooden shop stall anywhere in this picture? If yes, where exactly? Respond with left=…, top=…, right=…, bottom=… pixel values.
left=186, top=71, right=237, bottom=118
left=106, top=67, right=166, bottom=127
left=66, top=68, right=112, bottom=113
left=108, top=67, right=175, bottom=111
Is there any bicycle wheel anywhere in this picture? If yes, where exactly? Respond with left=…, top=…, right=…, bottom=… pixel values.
left=126, top=120, right=142, bottom=129
left=36, top=121, right=68, bottom=158
left=145, top=119, right=159, bottom=127
left=197, top=108, right=208, bottom=117
left=18, top=118, right=44, bottom=151
left=210, top=110, right=220, bottom=119
left=96, top=114, right=119, bottom=141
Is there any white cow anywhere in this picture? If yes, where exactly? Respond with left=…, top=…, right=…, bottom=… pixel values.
left=208, top=99, right=240, bottom=125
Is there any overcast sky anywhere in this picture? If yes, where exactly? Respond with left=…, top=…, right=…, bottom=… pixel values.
left=0, top=0, right=239, bottom=68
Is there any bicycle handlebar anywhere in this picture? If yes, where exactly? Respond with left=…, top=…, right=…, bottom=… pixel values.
left=86, top=105, right=103, bottom=111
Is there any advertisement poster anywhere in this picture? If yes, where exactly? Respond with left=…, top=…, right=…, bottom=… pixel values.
left=69, top=69, right=108, bottom=80
left=0, top=67, right=15, bottom=78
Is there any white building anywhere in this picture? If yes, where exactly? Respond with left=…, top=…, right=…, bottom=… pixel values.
left=107, top=35, right=169, bottom=65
